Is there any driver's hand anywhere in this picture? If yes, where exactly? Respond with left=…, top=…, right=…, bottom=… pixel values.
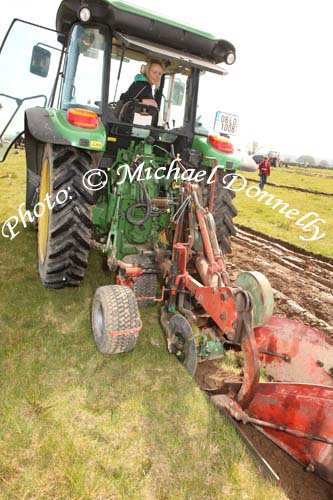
left=142, top=98, right=158, bottom=108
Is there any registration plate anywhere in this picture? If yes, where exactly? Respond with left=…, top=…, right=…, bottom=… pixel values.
left=214, top=111, right=239, bottom=136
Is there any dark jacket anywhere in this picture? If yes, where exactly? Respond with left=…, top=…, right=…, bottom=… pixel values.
left=120, top=73, right=153, bottom=102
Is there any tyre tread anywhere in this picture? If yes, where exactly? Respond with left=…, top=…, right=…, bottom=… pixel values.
left=39, top=145, right=95, bottom=288
left=92, top=285, right=141, bottom=354
left=200, top=168, right=238, bottom=254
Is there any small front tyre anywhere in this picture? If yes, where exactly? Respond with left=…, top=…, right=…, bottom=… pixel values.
left=92, top=285, right=142, bottom=354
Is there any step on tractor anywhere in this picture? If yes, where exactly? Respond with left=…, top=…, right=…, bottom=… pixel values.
left=1, top=0, right=333, bottom=484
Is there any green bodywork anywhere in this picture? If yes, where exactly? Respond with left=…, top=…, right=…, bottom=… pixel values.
left=198, top=337, right=225, bottom=361
left=49, top=109, right=106, bottom=152
left=47, top=110, right=240, bottom=170
left=192, top=135, right=242, bottom=171
left=47, top=111, right=239, bottom=264
left=92, top=141, right=180, bottom=260
left=90, top=133, right=238, bottom=260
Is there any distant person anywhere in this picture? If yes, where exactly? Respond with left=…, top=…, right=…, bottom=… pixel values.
left=258, top=156, right=271, bottom=189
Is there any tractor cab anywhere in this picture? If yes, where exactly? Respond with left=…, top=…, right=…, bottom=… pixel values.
left=49, top=7, right=234, bottom=162
left=0, top=1, right=236, bottom=164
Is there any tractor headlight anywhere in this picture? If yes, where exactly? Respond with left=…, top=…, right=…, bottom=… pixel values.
left=79, top=7, right=91, bottom=22
left=225, top=51, right=236, bottom=65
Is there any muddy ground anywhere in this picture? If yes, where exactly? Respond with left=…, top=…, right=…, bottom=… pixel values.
left=196, top=227, right=333, bottom=500
left=231, top=228, right=333, bottom=337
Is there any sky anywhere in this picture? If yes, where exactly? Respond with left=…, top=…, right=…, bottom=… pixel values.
left=1, top=0, right=333, bottom=161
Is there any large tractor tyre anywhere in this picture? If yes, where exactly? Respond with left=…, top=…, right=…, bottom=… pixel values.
left=92, top=285, right=141, bottom=354
left=37, top=144, right=96, bottom=288
left=122, top=255, right=158, bottom=307
left=26, top=168, right=40, bottom=214
left=200, top=168, right=238, bottom=254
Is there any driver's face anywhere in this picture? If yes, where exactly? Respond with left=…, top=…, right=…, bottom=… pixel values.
left=147, top=64, right=163, bottom=85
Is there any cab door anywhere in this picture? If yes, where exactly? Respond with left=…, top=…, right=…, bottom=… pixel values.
left=0, top=19, right=64, bottom=161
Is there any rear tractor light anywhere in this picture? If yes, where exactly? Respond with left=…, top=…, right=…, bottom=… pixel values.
left=208, top=135, right=234, bottom=154
left=67, top=108, right=99, bottom=129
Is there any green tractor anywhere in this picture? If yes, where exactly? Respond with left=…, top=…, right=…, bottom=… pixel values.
left=2, top=2, right=333, bottom=483
left=0, top=1, right=253, bottom=289
left=0, top=0, right=258, bottom=356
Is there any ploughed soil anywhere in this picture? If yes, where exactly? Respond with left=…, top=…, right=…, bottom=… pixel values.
left=231, top=227, right=333, bottom=337
left=195, top=227, right=333, bottom=500
left=247, top=177, right=333, bottom=197
left=285, top=168, right=333, bottom=179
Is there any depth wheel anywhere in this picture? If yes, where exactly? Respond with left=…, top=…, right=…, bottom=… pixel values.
left=37, top=144, right=96, bottom=288
left=92, top=285, right=142, bottom=354
left=235, top=271, right=274, bottom=327
left=169, top=314, right=197, bottom=376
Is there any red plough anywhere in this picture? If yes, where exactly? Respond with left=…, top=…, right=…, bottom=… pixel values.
left=255, top=317, right=333, bottom=386
left=156, top=179, right=333, bottom=484
left=117, top=174, right=333, bottom=483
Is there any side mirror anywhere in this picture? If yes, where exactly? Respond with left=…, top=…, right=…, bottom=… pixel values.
left=30, top=45, right=51, bottom=78
left=172, top=79, right=185, bottom=106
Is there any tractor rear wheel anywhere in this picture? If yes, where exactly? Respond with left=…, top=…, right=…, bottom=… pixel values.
left=200, top=168, right=237, bottom=254
left=92, top=285, right=141, bottom=354
left=37, top=144, right=95, bottom=288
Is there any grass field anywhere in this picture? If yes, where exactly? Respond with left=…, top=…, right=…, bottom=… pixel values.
left=242, top=165, right=333, bottom=194
left=0, top=153, right=288, bottom=499
left=0, top=151, right=26, bottom=224
left=233, top=168, right=333, bottom=257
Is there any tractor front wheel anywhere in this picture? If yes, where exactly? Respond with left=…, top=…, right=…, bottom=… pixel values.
left=92, top=285, right=141, bottom=354
left=37, top=144, right=95, bottom=288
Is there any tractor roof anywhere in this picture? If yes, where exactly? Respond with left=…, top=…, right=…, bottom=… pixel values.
left=56, top=0, right=235, bottom=64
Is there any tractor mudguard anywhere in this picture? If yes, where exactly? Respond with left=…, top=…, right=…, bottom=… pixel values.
left=25, top=109, right=69, bottom=209
left=25, top=108, right=106, bottom=151
left=25, top=108, right=71, bottom=147
left=192, top=134, right=257, bottom=172
left=25, top=108, right=72, bottom=205
left=24, top=108, right=105, bottom=209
